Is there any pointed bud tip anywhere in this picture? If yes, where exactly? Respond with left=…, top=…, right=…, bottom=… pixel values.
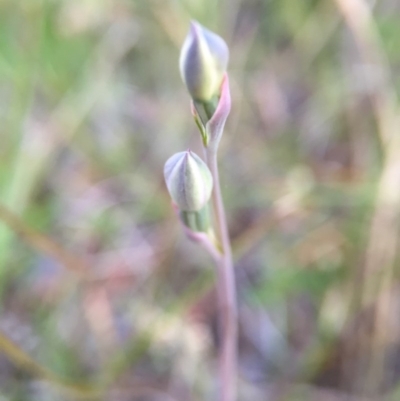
left=189, top=20, right=198, bottom=32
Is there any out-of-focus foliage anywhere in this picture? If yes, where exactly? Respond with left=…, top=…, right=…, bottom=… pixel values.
left=1, top=0, right=400, bottom=400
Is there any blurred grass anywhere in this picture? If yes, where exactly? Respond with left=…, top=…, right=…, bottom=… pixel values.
left=1, top=0, right=400, bottom=400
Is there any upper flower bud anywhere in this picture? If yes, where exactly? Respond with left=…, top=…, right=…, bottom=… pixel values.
left=179, top=21, right=229, bottom=102
left=164, top=150, right=213, bottom=211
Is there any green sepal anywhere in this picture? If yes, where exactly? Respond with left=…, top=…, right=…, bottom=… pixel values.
left=179, top=204, right=211, bottom=232
left=193, top=109, right=208, bottom=146
left=193, top=96, right=219, bottom=146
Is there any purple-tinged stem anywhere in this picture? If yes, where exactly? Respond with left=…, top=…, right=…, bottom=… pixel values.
left=206, top=147, right=238, bottom=401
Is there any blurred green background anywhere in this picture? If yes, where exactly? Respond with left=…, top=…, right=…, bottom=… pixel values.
left=1, top=0, right=400, bottom=400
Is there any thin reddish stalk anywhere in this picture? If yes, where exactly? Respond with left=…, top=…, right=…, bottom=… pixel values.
left=206, top=148, right=238, bottom=401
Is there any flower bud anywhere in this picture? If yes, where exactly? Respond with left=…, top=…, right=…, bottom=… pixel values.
left=179, top=21, right=229, bottom=102
left=164, top=150, right=213, bottom=211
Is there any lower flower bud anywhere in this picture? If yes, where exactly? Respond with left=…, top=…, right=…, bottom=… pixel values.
left=164, top=150, right=213, bottom=212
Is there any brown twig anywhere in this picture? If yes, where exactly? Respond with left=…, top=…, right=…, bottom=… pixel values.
left=0, top=202, right=89, bottom=275
left=0, top=330, right=101, bottom=400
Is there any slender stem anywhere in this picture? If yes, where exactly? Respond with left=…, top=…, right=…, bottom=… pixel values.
left=182, top=226, right=222, bottom=265
left=206, top=148, right=238, bottom=401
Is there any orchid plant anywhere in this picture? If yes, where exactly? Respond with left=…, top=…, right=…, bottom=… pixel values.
left=163, top=21, right=238, bottom=401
